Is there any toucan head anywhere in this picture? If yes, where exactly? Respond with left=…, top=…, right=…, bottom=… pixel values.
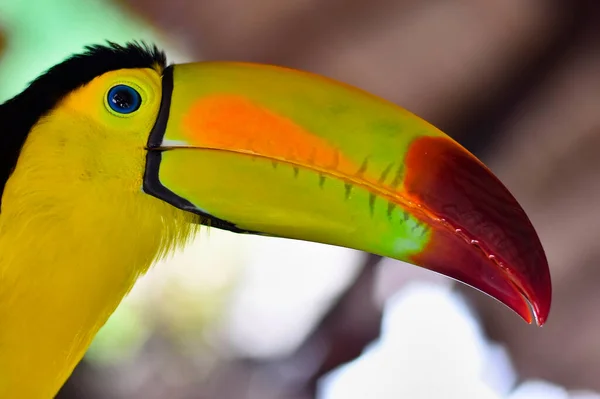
left=0, top=41, right=551, bottom=326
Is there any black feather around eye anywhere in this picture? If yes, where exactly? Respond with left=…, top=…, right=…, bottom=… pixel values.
left=0, top=41, right=167, bottom=210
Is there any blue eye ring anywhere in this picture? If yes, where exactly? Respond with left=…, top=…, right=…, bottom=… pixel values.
left=107, top=84, right=142, bottom=114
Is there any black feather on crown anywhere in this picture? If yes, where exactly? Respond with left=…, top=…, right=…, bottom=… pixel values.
left=0, top=41, right=167, bottom=208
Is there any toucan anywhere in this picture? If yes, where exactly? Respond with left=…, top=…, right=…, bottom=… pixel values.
left=0, top=42, right=551, bottom=398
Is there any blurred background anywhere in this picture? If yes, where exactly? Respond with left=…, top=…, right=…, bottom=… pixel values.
left=1, top=0, right=600, bottom=398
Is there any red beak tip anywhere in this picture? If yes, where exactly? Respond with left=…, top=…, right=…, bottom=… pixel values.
left=514, top=281, right=551, bottom=327
left=530, top=296, right=551, bottom=327
left=402, top=135, right=552, bottom=327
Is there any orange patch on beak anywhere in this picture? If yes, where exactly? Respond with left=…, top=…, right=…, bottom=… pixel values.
left=181, top=95, right=356, bottom=174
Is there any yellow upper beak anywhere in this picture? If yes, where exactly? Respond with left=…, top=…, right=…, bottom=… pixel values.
left=144, top=61, right=552, bottom=325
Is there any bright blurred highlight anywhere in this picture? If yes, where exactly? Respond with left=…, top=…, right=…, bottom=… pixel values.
left=319, top=283, right=599, bottom=399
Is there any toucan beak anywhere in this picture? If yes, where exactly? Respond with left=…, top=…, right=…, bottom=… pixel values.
left=143, top=62, right=551, bottom=325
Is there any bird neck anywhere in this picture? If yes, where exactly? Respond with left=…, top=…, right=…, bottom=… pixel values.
left=0, top=165, right=196, bottom=398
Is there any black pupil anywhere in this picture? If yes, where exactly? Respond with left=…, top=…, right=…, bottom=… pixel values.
left=112, top=89, right=134, bottom=109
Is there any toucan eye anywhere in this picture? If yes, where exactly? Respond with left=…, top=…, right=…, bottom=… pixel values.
left=107, top=85, right=141, bottom=114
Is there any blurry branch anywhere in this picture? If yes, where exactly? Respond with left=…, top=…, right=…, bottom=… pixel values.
left=56, top=361, right=108, bottom=399
left=256, top=254, right=383, bottom=398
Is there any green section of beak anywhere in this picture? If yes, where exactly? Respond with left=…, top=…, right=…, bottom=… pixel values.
left=144, top=62, right=552, bottom=325
left=158, top=147, right=430, bottom=260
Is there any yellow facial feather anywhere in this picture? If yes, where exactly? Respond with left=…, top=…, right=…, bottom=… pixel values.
left=0, top=66, right=198, bottom=397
